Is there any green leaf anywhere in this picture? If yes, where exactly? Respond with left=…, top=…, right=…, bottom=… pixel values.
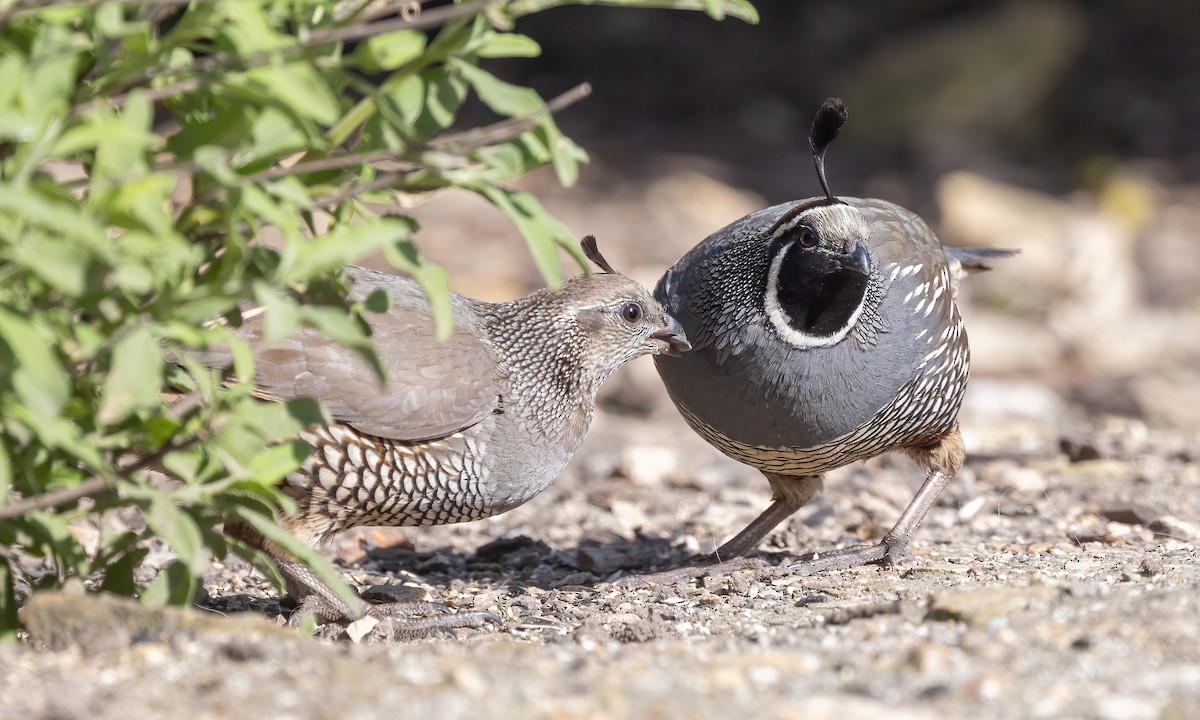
left=0, top=443, right=10, bottom=506
left=469, top=185, right=575, bottom=287
left=285, top=397, right=330, bottom=429
left=383, top=67, right=469, bottom=141
left=89, top=92, right=155, bottom=186
left=381, top=240, right=453, bottom=340
left=700, top=0, right=725, bottom=20
left=143, top=493, right=209, bottom=577
left=474, top=32, right=541, bottom=58
left=540, top=123, right=588, bottom=188
left=98, top=545, right=149, bottom=597
left=229, top=63, right=342, bottom=126
left=223, top=534, right=286, bottom=590
left=141, top=560, right=201, bottom=607
left=98, top=326, right=164, bottom=426
left=0, top=305, right=69, bottom=421
left=546, top=0, right=758, bottom=23
left=245, top=440, right=310, bottom=485
left=228, top=504, right=361, bottom=613
left=357, top=30, right=427, bottom=71
left=296, top=305, right=381, bottom=376
left=216, top=1, right=289, bottom=53
left=165, top=110, right=255, bottom=159
left=362, top=288, right=391, bottom=314
left=0, top=185, right=109, bottom=251
left=253, top=281, right=301, bottom=344
left=107, top=173, right=177, bottom=238
left=0, top=562, right=19, bottom=642
left=263, top=176, right=313, bottom=209
left=277, top=217, right=415, bottom=284
left=8, top=233, right=94, bottom=298
left=452, top=60, right=544, bottom=118
left=27, top=511, right=90, bottom=577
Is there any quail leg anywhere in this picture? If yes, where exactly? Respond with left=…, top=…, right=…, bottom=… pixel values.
left=789, top=428, right=965, bottom=574
left=616, top=429, right=965, bottom=586
left=226, top=522, right=499, bottom=636
left=614, top=475, right=824, bottom=587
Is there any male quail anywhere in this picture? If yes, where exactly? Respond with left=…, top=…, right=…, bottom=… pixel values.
left=203, top=238, right=689, bottom=626
left=647, top=99, right=1013, bottom=579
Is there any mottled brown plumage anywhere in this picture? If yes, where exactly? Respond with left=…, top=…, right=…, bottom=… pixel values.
left=208, top=252, right=688, bottom=626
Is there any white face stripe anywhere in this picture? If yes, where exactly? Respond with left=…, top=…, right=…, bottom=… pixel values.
left=763, top=240, right=869, bottom=350
left=772, top=202, right=869, bottom=250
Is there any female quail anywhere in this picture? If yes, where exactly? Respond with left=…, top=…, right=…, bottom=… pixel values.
left=207, top=238, right=689, bottom=626
left=649, top=99, right=1013, bottom=579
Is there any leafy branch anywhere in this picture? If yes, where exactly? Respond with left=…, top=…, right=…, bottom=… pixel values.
left=0, top=0, right=757, bottom=635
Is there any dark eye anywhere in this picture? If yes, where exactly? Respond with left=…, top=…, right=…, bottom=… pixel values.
left=796, top=226, right=819, bottom=249
left=622, top=302, right=643, bottom=323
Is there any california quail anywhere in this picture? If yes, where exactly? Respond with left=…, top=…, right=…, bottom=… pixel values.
left=204, top=238, right=689, bottom=627
left=645, top=99, right=1014, bottom=580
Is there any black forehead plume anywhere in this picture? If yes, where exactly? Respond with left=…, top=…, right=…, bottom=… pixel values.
left=580, top=235, right=617, bottom=274
left=810, top=97, right=848, bottom=203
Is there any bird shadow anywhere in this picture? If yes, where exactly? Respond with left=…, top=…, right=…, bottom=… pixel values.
left=357, top=531, right=698, bottom=592
left=200, top=532, right=801, bottom=621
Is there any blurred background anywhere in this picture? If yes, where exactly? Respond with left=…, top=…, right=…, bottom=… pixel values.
left=402, top=0, right=1200, bottom=443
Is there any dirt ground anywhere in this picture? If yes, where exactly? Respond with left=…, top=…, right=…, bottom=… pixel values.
left=3, top=385, right=1198, bottom=719
left=4, top=4, right=1200, bottom=718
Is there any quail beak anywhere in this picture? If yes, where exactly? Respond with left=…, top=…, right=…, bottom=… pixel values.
left=650, top=316, right=691, bottom=357
left=840, top=240, right=872, bottom=276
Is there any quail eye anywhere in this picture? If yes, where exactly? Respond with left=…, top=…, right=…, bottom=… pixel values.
left=796, top=226, right=819, bottom=249
left=621, top=302, right=643, bottom=323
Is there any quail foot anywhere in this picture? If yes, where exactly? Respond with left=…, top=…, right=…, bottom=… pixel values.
left=199, top=237, right=689, bottom=629
left=631, top=99, right=1014, bottom=585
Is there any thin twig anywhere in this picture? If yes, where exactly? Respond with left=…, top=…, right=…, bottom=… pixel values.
left=0, top=390, right=206, bottom=521
left=312, top=170, right=417, bottom=209
left=292, top=0, right=500, bottom=49
left=166, top=389, right=208, bottom=422
left=73, top=0, right=502, bottom=115
left=0, top=477, right=111, bottom=522
left=243, top=151, right=419, bottom=185
left=73, top=79, right=588, bottom=199
left=350, top=0, right=426, bottom=24
left=240, top=80, right=589, bottom=186
left=64, top=158, right=201, bottom=191
left=0, top=0, right=216, bottom=25
left=432, top=82, right=592, bottom=151
left=185, top=81, right=588, bottom=215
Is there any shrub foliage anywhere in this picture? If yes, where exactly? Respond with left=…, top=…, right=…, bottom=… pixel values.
left=0, top=0, right=757, bottom=637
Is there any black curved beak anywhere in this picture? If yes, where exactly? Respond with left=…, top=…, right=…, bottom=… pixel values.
left=651, top=315, right=690, bottom=356
left=840, top=240, right=872, bottom=276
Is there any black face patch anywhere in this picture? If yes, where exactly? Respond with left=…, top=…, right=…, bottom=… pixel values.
left=772, top=242, right=870, bottom=337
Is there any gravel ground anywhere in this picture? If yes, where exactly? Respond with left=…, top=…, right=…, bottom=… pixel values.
left=3, top=389, right=1198, bottom=719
